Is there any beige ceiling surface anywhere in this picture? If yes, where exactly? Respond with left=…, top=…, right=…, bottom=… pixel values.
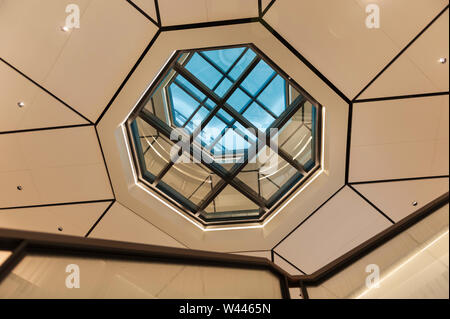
left=0, top=60, right=88, bottom=132
left=350, top=95, right=449, bottom=182
left=88, top=201, right=185, bottom=248
left=0, top=0, right=158, bottom=122
left=354, top=177, right=449, bottom=222
left=158, top=0, right=258, bottom=25
left=264, top=0, right=449, bottom=99
left=0, top=126, right=113, bottom=208
left=0, top=0, right=448, bottom=278
left=274, top=186, right=392, bottom=274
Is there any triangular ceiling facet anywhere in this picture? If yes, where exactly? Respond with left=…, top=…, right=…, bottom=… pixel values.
left=359, top=9, right=449, bottom=99
left=0, top=61, right=88, bottom=133
left=353, top=177, right=449, bottom=222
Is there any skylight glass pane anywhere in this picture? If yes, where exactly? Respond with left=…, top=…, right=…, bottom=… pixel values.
left=168, top=83, right=199, bottom=127
left=217, top=108, right=233, bottom=124
left=174, top=74, right=206, bottom=101
left=275, top=102, right=316, bottom=171
left=185, top=53, right=222, bottom=89
left=257, top=75, right=286, bottom=116
left=229, top=49, right=257, bottom=81
left=240, top=146, right=300, bottom=202
left=226, top=88, right=251, bottom=113
left=203, top=185, right=259, bottom=218
left=142, top=135, right=173, bottom=178
left=242, top=102, right=275, bottom=131
left=197, top=116, right=227, bottom=146
left=185, top=106, right=209, bottom=133
left=159, top=162, right=215, bottom=206
left=211, top=128, right=251, bottom=155
left=214, top=78, right=232, bottom=98
left=241, top=60, right=275, bottom=96
left=202, top=47, right=245, bottom=73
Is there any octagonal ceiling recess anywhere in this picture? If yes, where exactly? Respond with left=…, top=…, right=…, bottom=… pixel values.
left=126, top=44, right=321, bottom=226
left=98, top=21, right=347, bottom=251
left=1, top=1, right=447, bottom=275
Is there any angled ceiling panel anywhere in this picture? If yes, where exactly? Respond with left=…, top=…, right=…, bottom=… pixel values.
left=274, top=186, right=392, bottom=274
left=0, top=60, right=88, bottom=133
left=360, top=9, right=449, bottom=99
left=0, top=0, right=91, bottom=82
left=42, top=0, right=158, bottom=122
left=350, top=95, right=449, bottom=182
left=0, top=201, right=111, bottom=236
left=353, top=177, right=449, bottom=222
left=132, top=0, right=158, bottom=22
left=88, top=201, right=185, bottom=248
left=273, top=253, right=304, bottom=276
left=261, top=0, right=272, bottom=13
left=0, top=0, right=158, bottom=122
left=0, top=126, right=113, bottom=208
left=158, top=0, right=258, bottom=26
left=264, top=0, right=448, bottom=99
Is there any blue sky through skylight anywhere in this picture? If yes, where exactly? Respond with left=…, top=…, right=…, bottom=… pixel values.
left=169, top=46, right=288, bottom=155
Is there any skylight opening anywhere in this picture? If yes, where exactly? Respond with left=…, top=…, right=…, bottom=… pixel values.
left=127, top=44, right=321, bottom=226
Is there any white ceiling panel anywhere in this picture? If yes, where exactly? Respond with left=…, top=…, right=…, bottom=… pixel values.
left=354, top=177, right=449, bottom=222
left=42, top=0, right=158, bottom=122
left=88, top=201, right=185, bottom=248
left=0, top=201, right=110, bottom=236
left=158, top=0, right=258, bottom=26
left=0, top=0, right=91, bottom=82
left=132, top=0, right=158, bottom=22
left=360, top=9, right=449, bottom=99
left=264, top=0, right=448, bottom=99
left=0, top=61, right=87, bottom=133
left=0, top=126, right=113, bottom=208
left=273, top=253, right=304, bottom=276
left=349, top=95, right=449, bottom=182
left=274, top=187, right=392, bottom=274
left=0, top=0, right=157, bottom=122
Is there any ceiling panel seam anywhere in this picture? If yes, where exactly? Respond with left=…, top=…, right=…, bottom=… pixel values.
left=273, top=250, right=307, bottom=275
left=84, top=199, right=115, bottom=237
left=0, top=123, right=92, bottom=136
left=125, top=0, right=159, bottom=27
left=113, top=199, right=189, bottom=248
left=94, top=30, right=161, bottom=125
left=0, top=198, right=114, bottom=211
left=0, top=57, right=92, bottom=125
left=95, top=126, right=116, bottom=199
left=261, top=0, right=276, bottom=18
left=350, top=175, right=450, bottom=186
left=348, top=184, right=395, bottom=224
left=353, top=5, right=450, bottom=101
left=272, top=184, right=346, bottom=250
left=354, top=91, right=449, bottom=103
left=345, top=102, right=353, bottom=184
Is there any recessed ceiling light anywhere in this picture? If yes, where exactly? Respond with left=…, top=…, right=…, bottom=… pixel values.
left=61, top=26, right=70, bottom=32
left=438, top=57, right=447, bottom=64
left=17, top=101, right=25, bottom=108
left=17, top=185, right=23, bottom=191
left=412, top=201, right=418, bottom=206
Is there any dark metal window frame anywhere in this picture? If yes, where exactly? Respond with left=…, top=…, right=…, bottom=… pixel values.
left=126, top=43, right=322, bottom=226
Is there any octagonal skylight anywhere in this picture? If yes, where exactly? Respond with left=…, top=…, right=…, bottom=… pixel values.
left=126, top=44, right=321, bottom=226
